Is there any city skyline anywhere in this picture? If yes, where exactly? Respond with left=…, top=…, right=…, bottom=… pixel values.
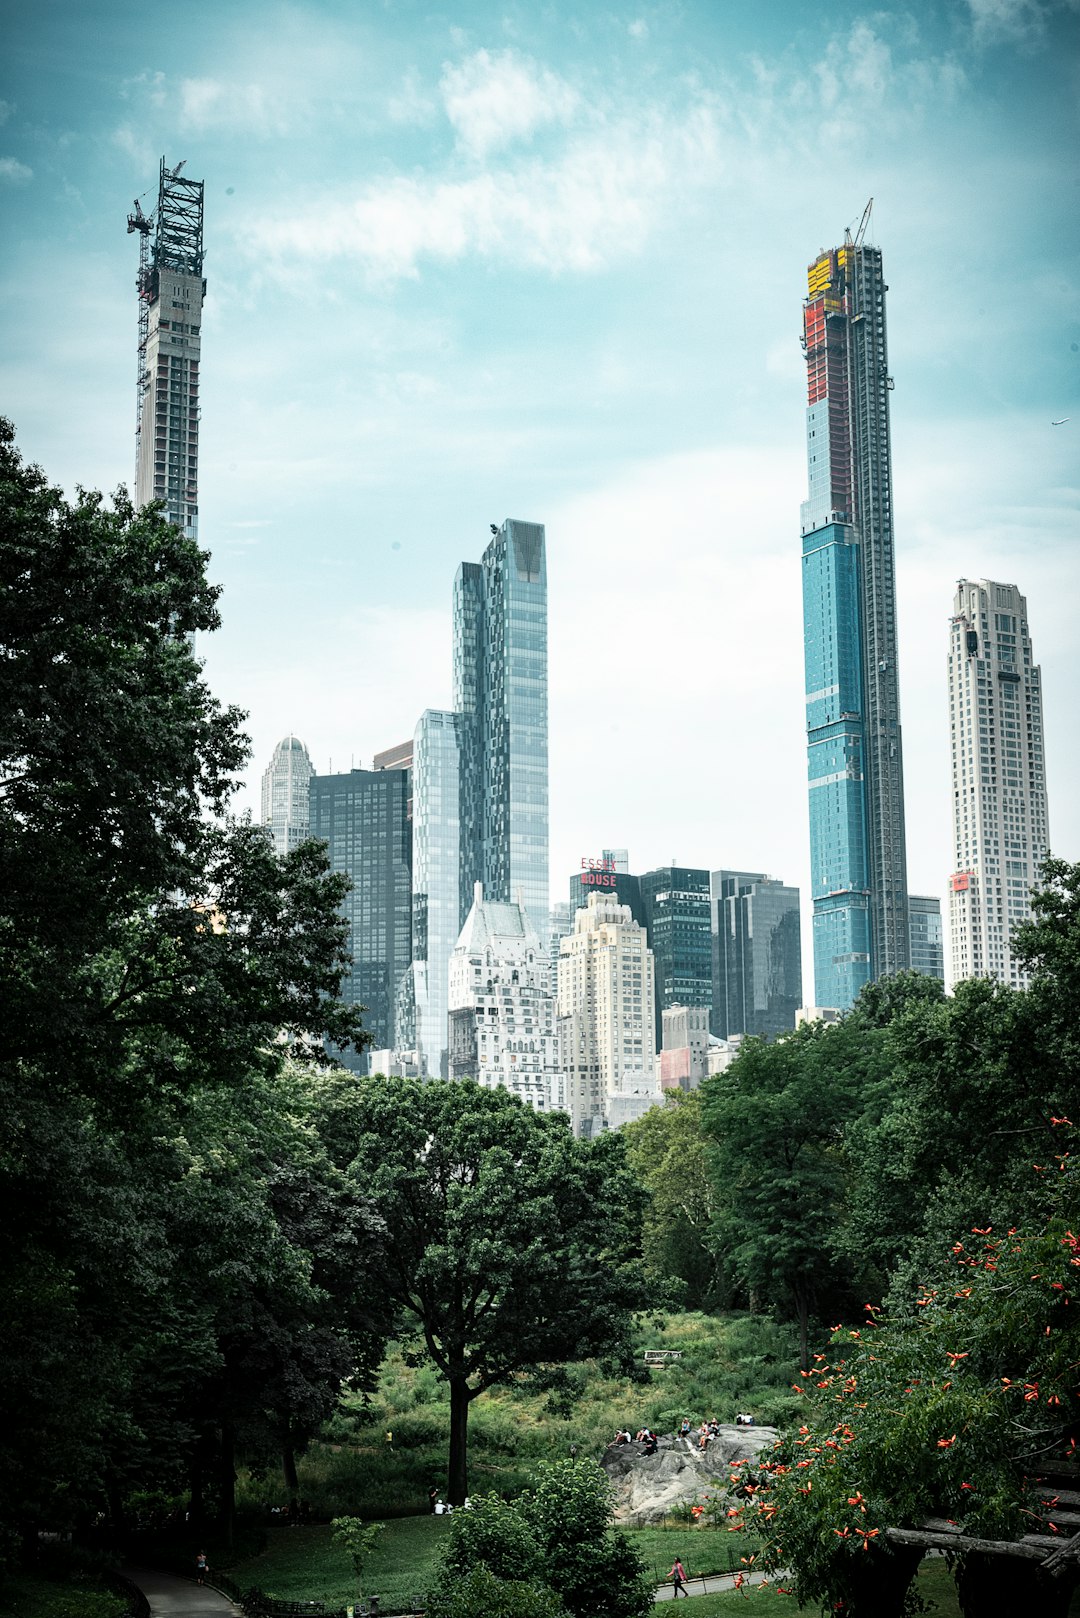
left=2, top=0, right=1077, bottom=988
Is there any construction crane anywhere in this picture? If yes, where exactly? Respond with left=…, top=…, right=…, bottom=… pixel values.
left=843, top=197, right=874, bottom=253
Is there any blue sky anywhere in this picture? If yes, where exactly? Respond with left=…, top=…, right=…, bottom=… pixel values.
left=3, top=0, right=1078, bottom=983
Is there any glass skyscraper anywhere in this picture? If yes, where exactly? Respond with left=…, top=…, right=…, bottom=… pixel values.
left=639, top=866, right=712, bottom=1050
left=309, top=766, right=411, bottom=1072
left=406, top=709, right=460, bottom=1079
left=710, top=870, right=802, bottom=1040
left=908, top=894, right=945, bottom=982
left=801, top=223, right=909, bottom=1009
left=453, top=520, right=549, bottom=935
left=261, top=734, right=314, bottom=856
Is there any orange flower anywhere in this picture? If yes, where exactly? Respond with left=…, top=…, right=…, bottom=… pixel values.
left=937, top=1435, right=957, bottom=1449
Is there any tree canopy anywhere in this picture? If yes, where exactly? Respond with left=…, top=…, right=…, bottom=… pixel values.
left=311, top=1074, right=649, bottom=1502
left=0, top=422, right=381, bottom=1555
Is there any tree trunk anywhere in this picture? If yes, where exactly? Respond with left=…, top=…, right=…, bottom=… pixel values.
left=957, top=1552, right=1076, bottom=1618
left=218, top=1422, right=236, bottom=1550
left=282, top=1444, right=299, bottom=1504
left=795, top=1289, right=810, bottom=1373
left=447, top=1375, right=471, bottom=1506
left=842, top=1544, right=923, bottom=1616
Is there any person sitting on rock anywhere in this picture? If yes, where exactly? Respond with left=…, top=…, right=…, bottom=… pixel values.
left=643, top=1432, right=658, bottom=1457
left=697, top=1424, right=709, bottom=1450
left=679, top=1419, right=692, bottom=1439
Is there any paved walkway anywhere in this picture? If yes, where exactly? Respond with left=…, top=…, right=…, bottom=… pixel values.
left=123, top=1568, right=243, bottom=1618
left=654, top=1567, right=773, bottom=1601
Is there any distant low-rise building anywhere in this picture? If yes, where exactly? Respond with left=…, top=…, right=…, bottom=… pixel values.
left=659, top=1004, right=711, bottom=1091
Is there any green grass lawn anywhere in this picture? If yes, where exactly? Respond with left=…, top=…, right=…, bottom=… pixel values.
left=228, top=1529, right=1080, bottom=1616
left=228, top=1520, right=453, bottom=1612
left=231, top=1521, right=753, bottom=1608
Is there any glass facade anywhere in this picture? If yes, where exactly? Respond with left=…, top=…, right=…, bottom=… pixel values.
left=408, top=709, right=461, bottom=1078
left=453, top=521, right=549, bottom=937
left=309, top=767, right=412, bottom=1072
left=260, top=734, right=314, bottom=856
left=801, top=238, right=909, bottom=1008
left=710, top=870, right=802, bottom=1040
left=908, top=894, right=944, bottom=981
left=803, top=519, right=872, bottom=1009
left=638, top=867, right=712, bottom=1050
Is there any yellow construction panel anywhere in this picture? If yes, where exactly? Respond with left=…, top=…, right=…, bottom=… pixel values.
left=807, top=256, right=833, bottom=296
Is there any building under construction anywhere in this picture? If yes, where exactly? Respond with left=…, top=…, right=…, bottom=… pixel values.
left=799, top=205, right=910, bottom=1009
left=127, top=158, right=205, bottom=541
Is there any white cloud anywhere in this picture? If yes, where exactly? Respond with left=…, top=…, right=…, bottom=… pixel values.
left=628, top=19, right=649, bottom=40
left=966, top=0, right=1047, bottom=45
left=0, top=157, right=32, bottom=183
left=250, top=102, right=718, bottom=281
left=178, top=77, right=289, bottom=136
left=440, top=47, right=580, bottom=158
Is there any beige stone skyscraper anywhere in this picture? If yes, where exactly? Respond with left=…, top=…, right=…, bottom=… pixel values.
left=557, top=893, right=658, bottom=1138
left=948, top=579, right=1049, bottom=987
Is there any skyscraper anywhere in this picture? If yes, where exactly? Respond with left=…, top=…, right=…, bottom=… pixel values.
left=454, top=520, right=548, bottom=933
left=448, top=882, right=564, bottom=1114
left=405, top=709, right=460, bottom=1079
left=557, top=893, right=658, bottom=1137
left=130, top=158, right=205, bottom=542
left=908, top=895, right=945, bottom=982
left=261, top=735, right=314, bottom=856
left=801, top=216, right=910, bottom=1008
left=710, top=870, right=802, bottom=1040
left=309, top=766, right=411, bottom=1070
left=948, top=579, right=1049, bottom=988
left=638, top=866, right=712, bottom=1048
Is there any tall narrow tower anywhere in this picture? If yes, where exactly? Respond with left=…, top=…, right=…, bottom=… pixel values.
left=948, top=579, right=1049, bottom=987
left=130, top=158, right=205, bottom=542
left=453, top=520, right=549, bottom=934
left=800, top=209, right=910, bottom=1007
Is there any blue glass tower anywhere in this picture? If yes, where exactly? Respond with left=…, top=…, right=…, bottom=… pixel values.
left=801, top=224, right=909, bottom=1008
left=408, top=709, right=460, bottom=1079
left=453, top=520, right=549, bottom=935
left=309, top=766, right=412, bottom=1072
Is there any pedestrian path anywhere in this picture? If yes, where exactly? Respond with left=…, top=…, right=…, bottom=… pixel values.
left=654, top=1566, right=773, bottom=1601
left=124, top=1568, right=243, bottom=1618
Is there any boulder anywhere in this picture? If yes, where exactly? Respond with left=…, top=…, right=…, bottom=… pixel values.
left=601, top=1428, right=779, bottom=1527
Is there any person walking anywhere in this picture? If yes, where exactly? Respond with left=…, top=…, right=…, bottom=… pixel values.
left=195, top=1552, right=208, bottom=1586
left=670, top=1557, right=688, bottom=1598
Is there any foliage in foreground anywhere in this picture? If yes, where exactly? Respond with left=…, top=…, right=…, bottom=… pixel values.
left=425, top=1459, right=651, bottom=1618
left=737, top=1155, right=1080, bottom=1616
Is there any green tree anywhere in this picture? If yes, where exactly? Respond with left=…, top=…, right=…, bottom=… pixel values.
left=428, top=1460, right=651, bottom=1618
left=0, top=423, right=377, bottom=1552
left=620, top=1090, right=720, bottom=1307
left=331, top=1516, right=385, bottom=1605
left=700, top=1021, right=881, bottom=1368
left=312, top=1075, right=648, bottom=1503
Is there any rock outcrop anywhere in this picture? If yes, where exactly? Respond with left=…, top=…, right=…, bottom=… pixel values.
left=601, top=1427, right=778, bottom=1527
